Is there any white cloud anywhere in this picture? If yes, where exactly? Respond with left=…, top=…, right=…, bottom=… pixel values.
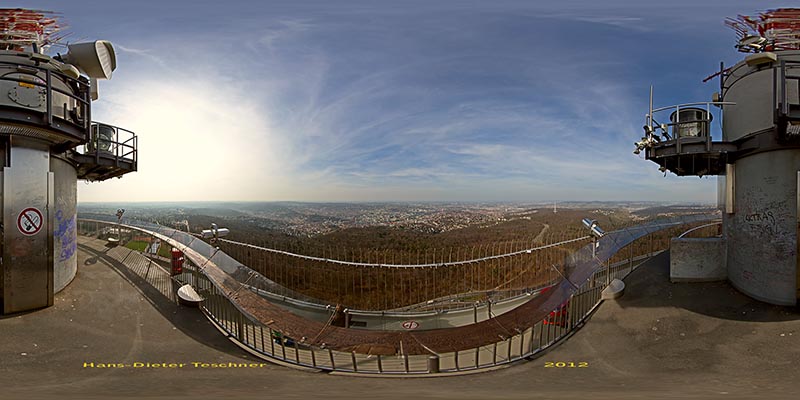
left=75, top=1, right=725, bottom=203
left=79, top=73, right=293, bottom=202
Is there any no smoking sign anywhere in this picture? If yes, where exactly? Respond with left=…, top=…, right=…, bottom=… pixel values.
left=17, top=207, right=43, bottom=236
left=401, top=320, right=419, bottom=330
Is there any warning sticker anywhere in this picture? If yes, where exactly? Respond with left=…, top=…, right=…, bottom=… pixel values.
left=17, top=207, right=43, bottom=236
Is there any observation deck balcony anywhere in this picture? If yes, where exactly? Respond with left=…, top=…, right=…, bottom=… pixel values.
left=638, top=59, right=800, bottom=177
left=636, top=102, right=735, bottom=177
left=72, top=122, right=137, bottom=181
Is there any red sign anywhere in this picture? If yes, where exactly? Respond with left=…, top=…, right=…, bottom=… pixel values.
left=401, top=320, right=419, bottom=330
left=17, top=207, right=43, bottom=236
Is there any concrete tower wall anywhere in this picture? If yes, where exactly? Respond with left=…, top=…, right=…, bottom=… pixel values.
left=51, top=156, right=78, bottom=293
left=721, top=51, right=800, bottom=306
left=725, top=150, right=799, bottom=305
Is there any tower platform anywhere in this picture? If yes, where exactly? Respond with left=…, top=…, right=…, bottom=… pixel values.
left=0, top=242, right=796, bottom=399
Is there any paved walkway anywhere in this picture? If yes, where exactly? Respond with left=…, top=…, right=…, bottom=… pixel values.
left=0, top=244, right=798, bottom=399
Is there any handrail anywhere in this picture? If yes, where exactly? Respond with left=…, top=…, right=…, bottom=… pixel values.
left=678, top=220, right=722, bottom=238
left=650, top=101, right=735, bottom=114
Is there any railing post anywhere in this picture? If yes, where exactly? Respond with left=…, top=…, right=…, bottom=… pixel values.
left=269, top=328, right=275, bottom=355
left=237, top=312, right=245, bottom=343
left=538, top=320, right=543, bottom=349
left=629, top=245, right=633, bottom=275
left=568, top=294, right=575, bottom=330
left=329, top=348, right=336, bottom=370
left=427, top=355, right=440, bottom=373
left=528, top=325, right=535, bottom=354
left=377, top=354, right=382, bottom=373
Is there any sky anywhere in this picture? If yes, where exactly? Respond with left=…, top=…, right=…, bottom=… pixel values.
left=15, top=1, right=791, bottom=203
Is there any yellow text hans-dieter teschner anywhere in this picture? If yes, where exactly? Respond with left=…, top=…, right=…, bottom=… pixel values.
left=82, top=362, right=270, bottom=368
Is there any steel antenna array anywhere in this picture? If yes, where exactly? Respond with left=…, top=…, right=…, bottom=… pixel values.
left=0, top=8, right=66, bottom=51
left=726, top=8, right=800, bottom=52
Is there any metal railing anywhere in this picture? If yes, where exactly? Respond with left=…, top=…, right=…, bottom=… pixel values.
left=77, top=122, right=138, bottom=167
left=217, top=235, right=588, bottom=312
left=678, top=220, right=722, bottom=238
left=0, top=59, right=91, bottom=142
left=644, top=101, right=735, bottom=155
left=76, top=213, right=716, bottom=375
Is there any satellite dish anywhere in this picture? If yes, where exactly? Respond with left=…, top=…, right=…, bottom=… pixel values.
left=64, top=40, right=117, bottom=79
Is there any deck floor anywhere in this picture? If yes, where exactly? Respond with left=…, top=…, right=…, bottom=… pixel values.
left=0, top=240, right=798, bottom=399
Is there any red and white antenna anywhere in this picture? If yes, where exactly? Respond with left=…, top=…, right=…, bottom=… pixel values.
left=0, top=8, right=65, bottom=52
left=726, top=8, right=800, bottom=52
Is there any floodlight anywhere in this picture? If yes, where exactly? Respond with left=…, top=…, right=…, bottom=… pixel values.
left=64, top=40, right=117, bottom=80
left=89, top=124, right=115, bottom=152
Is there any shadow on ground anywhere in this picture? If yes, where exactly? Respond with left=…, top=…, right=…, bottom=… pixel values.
left=77, top=242, right=245, bottom=357
left=616, top=251, right=799, bottom=322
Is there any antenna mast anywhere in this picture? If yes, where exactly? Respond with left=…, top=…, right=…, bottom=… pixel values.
left=725, top=8, right=800, bottom=52
left=0, top=8, right=64, bottom=52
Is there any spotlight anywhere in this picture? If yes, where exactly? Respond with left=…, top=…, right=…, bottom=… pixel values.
left=64, top=40, right=117, bottom=79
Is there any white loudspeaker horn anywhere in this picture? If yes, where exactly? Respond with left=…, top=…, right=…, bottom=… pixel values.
left=65, top=40, right=117, bottom=80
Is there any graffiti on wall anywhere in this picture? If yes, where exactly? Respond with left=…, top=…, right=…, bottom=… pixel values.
left=55, top=210, right=76, bottom=262
left=743, top=209, right=779, bottom=237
